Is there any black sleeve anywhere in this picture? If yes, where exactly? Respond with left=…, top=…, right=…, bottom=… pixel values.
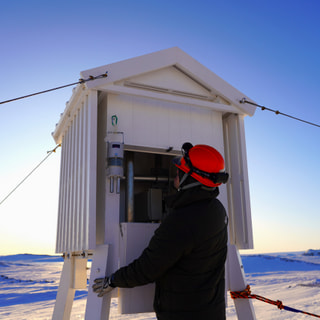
left=112, top=212, right=193, bottom=288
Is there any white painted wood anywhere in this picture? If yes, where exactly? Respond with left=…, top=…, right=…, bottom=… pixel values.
left=56, top=139, right=65, bottom=252
left=54, top=91, right=98, bottom=254
left=79, top=103, right=86, bottom=249
left=53, top=48, right=257, bottom=148
left=226, top=245, right=256, bottom=320
left=106, top=93, right=225, bottom=156
left=53, top=256, right=88, bottom=320
left=85, top=245, right=111, bottom=320
left=118, top=223, right=159, bottom=314
left=52, top=257, right=76, bottom=320
left=223, top=113, right=254, bottom=249
left=73, top=257, right=88, bottom=289
left=125, top=66, right=212, bottom=96
left=101, top=84, right=239, bottom=114
left=86, top=91, right=98, bottom=251
left=104, top=188, right=121, bottom=275
left=53, top=84, right=88, bottom=144
left=79, top=47, right=256, bottom=116
left=70, top=114, right=76, bottom=251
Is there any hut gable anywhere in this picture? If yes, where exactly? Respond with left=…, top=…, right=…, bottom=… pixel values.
left=53, top=47, right=256, bottom=145
left=116, top=66, right=230, bottom=105
left=80, top=47, right=255, bottom=115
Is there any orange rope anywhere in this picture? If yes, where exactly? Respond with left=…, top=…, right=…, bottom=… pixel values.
left=230, top=285, right=320, bottom=318
left=230, top=285, right=284, bottom=309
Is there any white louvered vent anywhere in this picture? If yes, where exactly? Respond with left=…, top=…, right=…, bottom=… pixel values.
left=55, top=94, right=97, bottom=254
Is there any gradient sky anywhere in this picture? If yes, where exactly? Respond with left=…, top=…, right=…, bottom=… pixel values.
left=1, top=0, right=320, bottom=255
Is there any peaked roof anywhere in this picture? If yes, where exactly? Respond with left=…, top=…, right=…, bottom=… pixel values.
left=80, top=47, right=256, bottom=116
left=53, top=47, right=257, bottom=143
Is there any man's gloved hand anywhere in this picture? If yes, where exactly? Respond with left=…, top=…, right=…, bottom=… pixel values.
left=92, top=275, right=115, bottom=297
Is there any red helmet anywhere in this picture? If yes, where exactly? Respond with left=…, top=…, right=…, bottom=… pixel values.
left=173, top=143, right=228, bottom=187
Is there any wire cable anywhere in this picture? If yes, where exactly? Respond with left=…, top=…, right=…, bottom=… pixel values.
left=0, top=144, right=61, bottom=206
left=1, top=71, right=319, bottom=130
left=0, top=72, right=108, bottom=105
left=240, top=98, right=320, bottom=128
left=0, top=72, right=106, bottom=205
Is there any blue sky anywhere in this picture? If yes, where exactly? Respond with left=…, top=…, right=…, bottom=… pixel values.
left=1, top=0, right=320, bottom=255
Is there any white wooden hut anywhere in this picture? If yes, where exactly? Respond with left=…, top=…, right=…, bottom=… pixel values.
left=52, top=47, right=257, bottom=319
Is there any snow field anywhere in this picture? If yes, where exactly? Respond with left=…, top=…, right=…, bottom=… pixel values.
left=1, top=252, right=320, bottom=319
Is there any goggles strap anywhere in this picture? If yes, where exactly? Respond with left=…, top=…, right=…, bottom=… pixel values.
left=178, top=171, right=203, bottom=191
left=178, top=172, right=190, bottom=188
left=179, top=181, right=202, bottom=191
left=192, top=167, right=229, bottom=184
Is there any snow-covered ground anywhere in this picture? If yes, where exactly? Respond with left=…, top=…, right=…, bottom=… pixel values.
left=1, top=250, right=320, bottom=319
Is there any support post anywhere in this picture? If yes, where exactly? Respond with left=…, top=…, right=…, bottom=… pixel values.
left=85, top=245, right=111, bottom=320
left=226, top=244, right=256, bottom=320
left=52, top=255, right=88, bottom=320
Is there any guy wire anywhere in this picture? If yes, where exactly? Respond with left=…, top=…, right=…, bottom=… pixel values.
left=0, top=144, right=61, bottom=206
left=0, top=72, right=108, bottom=105
left=240, top=98, right=320, bottom=128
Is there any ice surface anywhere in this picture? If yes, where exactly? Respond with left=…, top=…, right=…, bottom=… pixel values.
left=0, top=251, right=320, bottom=319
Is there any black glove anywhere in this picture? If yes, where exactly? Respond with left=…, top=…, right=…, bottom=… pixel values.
left=92, top=275, right=115, bottom=297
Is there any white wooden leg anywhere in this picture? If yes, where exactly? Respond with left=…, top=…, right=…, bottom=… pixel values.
left=52, top=257, right=76, bottom=320
left=52, top=255, right=88, bottom=320
left=85, top=245, right=111, bottom=320
left=226, top=244, right=256, bottom=320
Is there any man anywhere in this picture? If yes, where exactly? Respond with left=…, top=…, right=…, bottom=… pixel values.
left=93, top=142, right=229, bottom=320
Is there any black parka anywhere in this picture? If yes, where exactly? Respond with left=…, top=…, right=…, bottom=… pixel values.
left=112, top=186, right=228, bottom=320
